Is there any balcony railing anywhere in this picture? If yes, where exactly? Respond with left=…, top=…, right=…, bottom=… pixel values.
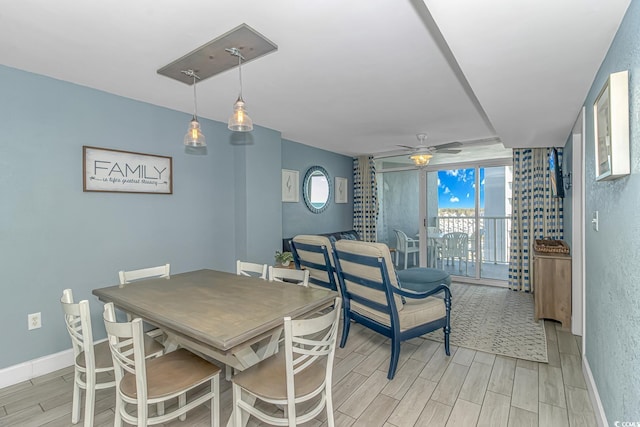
left=435, top=216, right=511, bottom=264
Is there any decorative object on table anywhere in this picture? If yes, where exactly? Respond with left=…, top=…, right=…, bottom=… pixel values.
left=274, top=250, right=294, bottom=267
left=226, top=47, right=253, bottom=132
left=281, top=169, right=299, bottom=202
left=83, top=146, right=172, bottom=194
left=335, top=176, right=348, bottom=203
left=303, top=166, right=332, bottom=213
left=422, top=282, right=548, bottom=363
left=181, top=69, right=206, bottom=147
left=594, top=70, right=629, bottom=181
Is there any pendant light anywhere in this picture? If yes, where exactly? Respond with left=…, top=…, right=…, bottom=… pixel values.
left=182, top=69, right=206, bottom=147
left=226, top=47, right=253, bottom=132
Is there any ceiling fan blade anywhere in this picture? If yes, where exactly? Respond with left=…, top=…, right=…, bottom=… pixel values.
left=433, top=141, right=463, bottom=150
left=436, top=149, right=462, bottom=154
left=396, top=144, right=416, bottom=150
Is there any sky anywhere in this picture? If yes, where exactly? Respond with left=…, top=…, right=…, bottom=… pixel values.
left=438, top=168, right=485, bottom=209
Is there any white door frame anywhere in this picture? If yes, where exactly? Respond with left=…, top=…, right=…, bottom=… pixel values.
left=571, top=107, right=586, bottom=339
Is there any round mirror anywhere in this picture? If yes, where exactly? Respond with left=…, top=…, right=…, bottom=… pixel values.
left=303, top=166, right=332, bottom=213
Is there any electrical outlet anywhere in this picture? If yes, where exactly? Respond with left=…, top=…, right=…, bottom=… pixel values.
left=28, top=312, right=41, bottom=330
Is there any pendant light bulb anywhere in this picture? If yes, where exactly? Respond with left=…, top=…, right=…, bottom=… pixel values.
left=182, top=70, right=206, bottom=147
left=227, top=47, right=253, bottom=132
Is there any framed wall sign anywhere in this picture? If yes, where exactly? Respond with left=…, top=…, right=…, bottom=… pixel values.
left=593, top=70, right=630, bottom=181
left=83, top=146, right=173, bottom=194
left=335, top=177, right=348, bottom=203
left=282, top=169, right=299, bottom=202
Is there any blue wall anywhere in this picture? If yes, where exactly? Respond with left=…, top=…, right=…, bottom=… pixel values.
left=281, top=139, right=353, bottom=239
left=580, top=0, right=640, bottom=420
left=0, top=65, right=286, bottom=369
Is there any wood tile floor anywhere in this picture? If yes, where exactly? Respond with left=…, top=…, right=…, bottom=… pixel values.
left=0, top=320, right=596, bottom=427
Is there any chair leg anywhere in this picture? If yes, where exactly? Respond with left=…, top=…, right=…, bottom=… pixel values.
left=212, top=375, right=220, bottom=427
left=339, top=316, right=351, bottom=348
left=71, top=373, right=81, bottom=424
left=388, top=338, right=401, bottom=380
left=325, top=387, right=335, bottom=427
left=83, top=374, right=96, bottom=427
left=232, top=384, right=244, bottom=427
left=113, top=392, right=123, bottom=427
left=444, top=325, right=451, bottom=356
left=178, top=392, right=187, bottom=421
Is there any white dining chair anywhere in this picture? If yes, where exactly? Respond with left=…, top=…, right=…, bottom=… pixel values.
left=232, top=297, right=342, bottom=427
left=118, top=263, right=170, bottom=285
left=118, top=263, right=171, bottom=339
left=103, top=302, right=221, bottom=427
left=60, top=289, right=164, bottom=427
left=236, top=260, right=268, bottom=280
left=268, top=266, right=310, bottom=287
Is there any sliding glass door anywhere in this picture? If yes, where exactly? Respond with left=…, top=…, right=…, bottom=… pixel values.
left=376, top=155, right=512, bottom=284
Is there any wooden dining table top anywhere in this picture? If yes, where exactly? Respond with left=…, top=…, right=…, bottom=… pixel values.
left=92, top=268, right=337, bottom=353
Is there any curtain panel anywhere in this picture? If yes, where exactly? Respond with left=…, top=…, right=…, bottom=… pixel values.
left=508, top=148, right=564, bottom=292
left=353, top=156, right=378, bottom=242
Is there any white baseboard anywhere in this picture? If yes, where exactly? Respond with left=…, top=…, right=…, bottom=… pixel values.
left=0, top=349, right=74, bottom=389
left=583, top=355, right=608, bottom=427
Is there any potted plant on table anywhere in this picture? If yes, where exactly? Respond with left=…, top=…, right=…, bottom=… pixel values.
left=275, top=250, right=294, bottom=267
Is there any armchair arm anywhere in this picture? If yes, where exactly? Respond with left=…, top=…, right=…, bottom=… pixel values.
left=392, top=283, right=451, bottom=300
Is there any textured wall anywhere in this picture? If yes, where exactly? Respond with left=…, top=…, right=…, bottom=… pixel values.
left=582, top=0, right=640, bottom=420
left=281, top=139, right=353, bottom=239
left=0, top=65, right=282, bottom=369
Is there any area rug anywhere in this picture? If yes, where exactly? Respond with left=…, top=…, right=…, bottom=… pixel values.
left=423, top=282, right=548, bottom=363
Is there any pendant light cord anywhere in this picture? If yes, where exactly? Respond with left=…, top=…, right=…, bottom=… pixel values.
left=237, top=53, right=243, bottom=100
left=192, top=73, right=198, bottom=119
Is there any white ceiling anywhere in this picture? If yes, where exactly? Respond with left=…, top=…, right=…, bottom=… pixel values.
left=0, top=0, right=630, bottom=157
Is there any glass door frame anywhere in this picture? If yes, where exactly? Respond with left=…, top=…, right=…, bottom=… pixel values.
left=376, top=156, right=512, bottom=286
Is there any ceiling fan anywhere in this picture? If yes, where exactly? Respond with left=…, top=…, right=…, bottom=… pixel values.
left=398, top=134, right=463, bottom=166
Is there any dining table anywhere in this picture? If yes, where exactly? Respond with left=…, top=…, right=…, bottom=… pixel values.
left=93, top=268, right=337, bottom=372
left=93, top=268, right=337, bottom=426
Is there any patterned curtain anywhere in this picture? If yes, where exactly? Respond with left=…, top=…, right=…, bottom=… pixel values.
left=353, top=156, right=378, bottom=242
left=508, top=148, right=564, bottom=292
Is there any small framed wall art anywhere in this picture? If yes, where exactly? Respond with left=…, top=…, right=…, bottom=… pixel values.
left=282, top=169, right=300, bottom=202
left=83, top=146, right=172, bottom=194
left=593, top=70, right=630, bottom=181
left=335, top=177, right=348, bottom=203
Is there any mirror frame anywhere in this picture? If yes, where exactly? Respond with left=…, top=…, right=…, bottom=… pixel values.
left=303, top=166, right=332, bottom=213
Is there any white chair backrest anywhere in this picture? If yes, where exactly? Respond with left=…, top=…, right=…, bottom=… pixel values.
left=268, top=266, right=310, bottom=287
left=119, top=263, right=170, bottom=285
left=103, top=302, right=149, bottom=399
left=442, top=232, right=468, bottom=257
left=291, top=234, right=338, bottom=291
left=333, top=239, right=404, bottom=312
left=60, top=289, right=96, bottom=370
left=282, top=297, right=341, bottom=414
left=236, top=260, right=268, bottom=280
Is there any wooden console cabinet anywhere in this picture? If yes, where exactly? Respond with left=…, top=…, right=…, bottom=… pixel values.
left=532, top=248, right=572, bottom=330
